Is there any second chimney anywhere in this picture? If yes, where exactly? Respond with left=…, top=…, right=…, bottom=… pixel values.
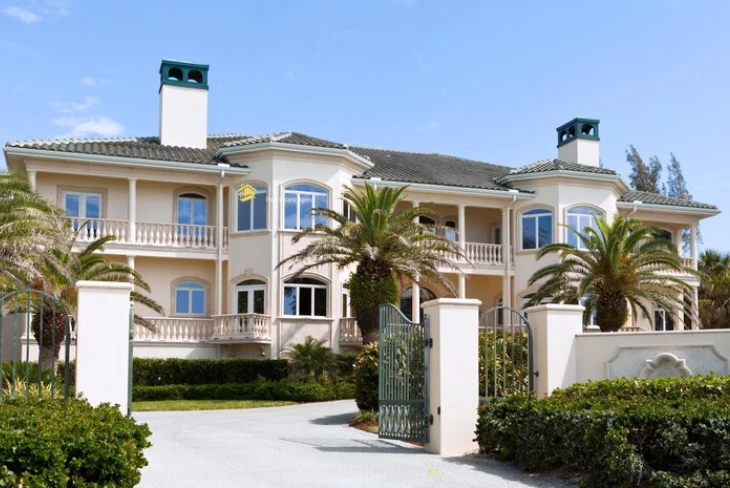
left=556, top=118, right=600, bottom=167
left=159, top=60, right=209, bottom=149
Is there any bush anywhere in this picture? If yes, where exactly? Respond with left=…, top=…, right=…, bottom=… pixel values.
left=479, top=331, right=530, bottom=398
left=353, top=342, right=378, bottom=411
left=0, top=398, right=151, bottom=487
left=132, top=357, right=288, bottom=386
left=335, top=353, right=357, bottom=382
left=476, top=376, right=730, bottom=487
left=133, top=378, right=355, bottom=403
left=282, top=336, right=341, bottom=381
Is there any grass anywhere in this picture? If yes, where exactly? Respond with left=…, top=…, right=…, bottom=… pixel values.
left=132, top=399, right=297, bottom=412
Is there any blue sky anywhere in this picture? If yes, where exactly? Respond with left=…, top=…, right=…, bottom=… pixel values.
left=1, top=0, right=729, bottom=251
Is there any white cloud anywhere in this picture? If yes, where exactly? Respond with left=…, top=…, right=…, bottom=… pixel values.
left=81, top=76, right=108, bottom=87
left=284, top=66, right=302, bottom=80
left=417, top=120, right=440, bottom=131
left=50, top=96, right=100, bottom=114
left=53, top=116, right=124, bottom=138
left=3, top=6, right=42, bottom=23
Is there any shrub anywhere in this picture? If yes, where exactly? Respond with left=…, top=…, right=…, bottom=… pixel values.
left=476, top=376, right=730, bottom=487
left=133, top=378, right=355, bottom=403
left=478, top=331, right=530, bottom=398
left=132, top=357, right=288, bottom=386
left=0, top=398, right=151, bottom=487
left=353, top=342, right=378, bottom=411
left=335, top=353, right=357, bottom=382
left=282, top=336, right=341, bottom=381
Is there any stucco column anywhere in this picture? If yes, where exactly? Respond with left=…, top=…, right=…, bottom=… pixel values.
left=216, top=183, right=224, bottom=315
left=75, top=281, right=133, bottom=414
left=422, top=298, right=481, bottom=456
left=501, top=206, right=511, bottom=309
left=690, top=225, right=698, bottom=270
left=693, top=286, right=700, bottom=330
left=27, top=170, right=37, bottom=190
left=128, top=178, right=136, bottom=243
left=458, top=204, right=467, bottom=298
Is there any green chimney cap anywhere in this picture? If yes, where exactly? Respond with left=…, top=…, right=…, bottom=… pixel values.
left=160, top=60, right=209, bottom=90
left=556, top=118, right=600, bottom=148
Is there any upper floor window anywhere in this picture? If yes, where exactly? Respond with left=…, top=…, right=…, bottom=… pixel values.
left=343, top=201, right=357, bottom=223
left=283, top=277, right=328, bottom=317
left=419, top=216, right=436, bottom=235
left=579, top=295, right=598, bottom=328
left=175, top=281, right=206, bottom=316
left=237, top=185, right=267, bottom=232
left=655, top=308, right=675, bottom=331
left=444, top=219, right=458, bottom=241
left=178, top=193, right=208, bottom=227
left=521, top=209, right=552, bottom=250
left=654, top=230, right=672, bottom=242
left=63, top=191, right=102, bottom=219
left=284, top=184, right=328, bottom=230
left=567, top=207, right=602, bottom=250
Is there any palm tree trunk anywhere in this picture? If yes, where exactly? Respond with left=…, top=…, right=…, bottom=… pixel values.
left=31, top=310, right=67, bottom=372
left=596, top=293, right=628, bottom=332
left=357, top=307, right=379, bottom=345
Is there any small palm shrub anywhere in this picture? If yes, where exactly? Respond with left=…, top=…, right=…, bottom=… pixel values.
left=478, top=331, right=530, bottom=398
left=353, top=342, right=378, bottom=411
left=2, top=378, right=60, bottom=400
left=282, top=336, right=340, bottom=382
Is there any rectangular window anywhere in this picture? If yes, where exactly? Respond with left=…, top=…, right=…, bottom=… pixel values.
left=237, top=188, right=267, bottom=232
left=521, top=210, right=552, bottom=250
left=283, top=282, right=328, bottom=317
left=283, top=185, right=328, bottom=230
left=175, top=289, right=190, bottom=315
left=283, top=287, right=297, bottom=315
left=63, top=191, right=102, bottom=218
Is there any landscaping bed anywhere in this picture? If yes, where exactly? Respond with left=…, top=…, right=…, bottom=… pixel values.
left=476, top=376, right=730, bottom=487
left=132, top=399, right=296, bottom=411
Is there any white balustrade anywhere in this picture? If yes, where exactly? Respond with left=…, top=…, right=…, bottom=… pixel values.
left=67, top=217, right=128, bottom=243
left=135, top=222, right=218, bottom=249
left=464, top=243, right=504, bottom=266
left=338, top=318, right=362, bottom=343
left=211, top=314, right=271, bottom=340
left=135, top=318, right=215, bottom=342
left=682, top=257, right=694, bottom=269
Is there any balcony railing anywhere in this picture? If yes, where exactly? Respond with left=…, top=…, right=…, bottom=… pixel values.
left=66, top=217, right=228, bottom=250
left=211, top=314, right=271, bottom=341
left=464, top=243, right=505, bottom=266
left=338, top=317, right=362, bottom=344
left=134, top=318, right=215, bottom=342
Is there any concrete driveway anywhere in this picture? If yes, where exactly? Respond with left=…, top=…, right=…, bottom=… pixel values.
left=136, top=400, right=568, bottom=488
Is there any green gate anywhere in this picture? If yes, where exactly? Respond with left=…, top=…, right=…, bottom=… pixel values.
left=378, top=303, right=430, bottom=442
left=480, top=306, right=534, bottom=399
left=0, top=290, right=72, bottom=402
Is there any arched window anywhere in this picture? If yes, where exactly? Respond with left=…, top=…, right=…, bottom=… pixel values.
left=521, top=209, right=552, bottom=250
left=236, top=279, right=265, bottom=315
left=283, top=277, right=328, bottom=317
left=444, top=219, right=458, bottom=241
left=567, top=206, right=602, bottom=250
left=175, top=281, right=206, bottom=315
left=399, top=287, right=437, bottom=321
left=655, top=308, right=675, bottom=331
left=177, top=192, right=208, bottom=226
left=283, top=184, right=328, bottom=230
left=237, top=185, right=267, bottom=231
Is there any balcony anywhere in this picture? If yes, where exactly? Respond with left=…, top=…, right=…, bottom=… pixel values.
left=464, top=243, right=507, bottom=266
left=135, top=315, right=272, bottom=343
left=67, top=217, right=229, bottom=251
left=338, top=318, right=363, bottom=345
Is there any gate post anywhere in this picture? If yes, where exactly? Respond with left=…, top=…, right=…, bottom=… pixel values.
left=75, top=281, right=133, bottom=413
left=523, top=304, right=583, bottom=398
left=421, top=298, right=481, bottom=456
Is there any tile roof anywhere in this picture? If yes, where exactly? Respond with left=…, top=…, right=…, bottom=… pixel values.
left=501, top=159, right=618, bottom=178
left=619, top=190, right=718, bottom=211
left=351, top=146, right=517, bottom=192
left=221, top=132, right=348, bottom=150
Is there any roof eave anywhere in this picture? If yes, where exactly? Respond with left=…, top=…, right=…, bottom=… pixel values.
left=3, top=146, right=252, bottom=175
left=616, top=201, right=721, bottom=216
left=497, top=170, right=630, bottom=192
left=217, top=142, right=375, bottom=170
left=351, top=176, right=534, bottom=198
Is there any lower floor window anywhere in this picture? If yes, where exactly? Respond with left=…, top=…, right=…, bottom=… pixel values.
left=655, top=308, right=675, bottom=331
left=579, top=295, right=597, bottom=327
left=175, top=282, right=206, bottom=315
left=283, top=277, right=327, bottom=317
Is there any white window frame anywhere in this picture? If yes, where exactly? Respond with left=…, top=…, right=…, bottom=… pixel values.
left=579, top=295, right=597, bottom=327
left=521, top=209, right=552, bottom=250
left=444, top=219, right=458, bottom=241
left=177, top=193, right=208, bottom=226
left=567, top=206, right=602, bottom=250
left=283, top=184, right=328, bottom=230
left=235, top=281, right=266, bottom=315
left=62, top=191, right=103, bottom=219
left=282, top=278, right=328, bottom=317
left=175, top=282, right=207, bottom=316
left=654, top=308, right=675, bottom=331
left=236, top=185, right=268, bottom=232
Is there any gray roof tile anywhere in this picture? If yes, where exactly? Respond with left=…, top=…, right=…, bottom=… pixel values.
left=501, top=159, right=617, bottom=178
left=619, top=190, right=717, bottom=210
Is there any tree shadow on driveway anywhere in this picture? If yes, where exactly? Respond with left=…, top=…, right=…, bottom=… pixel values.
left=282, top=437, right=425, bottom=454
left=308, top=412, right=353, bottom=425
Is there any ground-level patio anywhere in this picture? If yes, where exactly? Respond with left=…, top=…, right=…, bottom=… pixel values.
left=135, top=400, right=567, bottom=488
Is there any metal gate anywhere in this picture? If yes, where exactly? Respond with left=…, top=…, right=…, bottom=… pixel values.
left=480, top=306, right=534, bottom=399
left=0, top=290, right=72, bottom=402
left=378, top=303, right=430, bottom=442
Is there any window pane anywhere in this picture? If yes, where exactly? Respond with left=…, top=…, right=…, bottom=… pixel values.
left=283, top=287, right=297, bottom=315
left=238, top=200, right=252, bottom=231
left=178, top=199, right=191, bottom=225
left=299, top=287, right=312, bottom=316
left=538, top=215, right=552, bottom=247
left=253, top=290, right=265, bottom=314
left=284, top=193, right=298, bottom=229
left=287, top=184, right=326, bottom=193
left=314, top=288, right=327, bottom=317
left=314, top=194, right=328, bottom=227
left=193, top=200, right=207, bottom=226
left=299, top=194, right=313, bottom=230
left=654, top=310, right=665, bottom=331
left=237, top=290, right=249, bottom=314
left=191, top=290, right=205, bottom=314
left=522, top=217, right=536, bottom=250
left=253, top=192, right=266, bottom=229
left=176, top=289, right=189, bottom=314
left=86, top=195, right=101, bottom=219
left=567, top=215, right=578, bottom=247
left=64, top=194, right=80, bottom=217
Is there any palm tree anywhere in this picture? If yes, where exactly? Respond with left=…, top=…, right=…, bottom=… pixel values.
left=30, top=232, right=163, bottom=369
left=277, top=183, right=464, bottom=344
left=698, top=250, right=730, bottom=329
left=281, top=336, right=340, bottom=381
left=528, top=215, right=690, bottom=332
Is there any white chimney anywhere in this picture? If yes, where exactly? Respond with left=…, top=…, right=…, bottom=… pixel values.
left=158, top=60, right=209, bottom=149
left=556, top=118, right=600, bottom=167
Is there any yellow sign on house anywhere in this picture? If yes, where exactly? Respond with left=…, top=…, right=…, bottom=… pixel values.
left=238, top=184, right=257, bottom=202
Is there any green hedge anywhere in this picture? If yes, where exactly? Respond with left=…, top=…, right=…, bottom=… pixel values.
left=353, top=343, right=378, bottom=411
left=0, top=398, right=151, bottom=487
left=132, top=358, right=288, bottom=386
left=133, top=379, right=355, bottom=403
left=477, top=377, right=730, bottom=487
